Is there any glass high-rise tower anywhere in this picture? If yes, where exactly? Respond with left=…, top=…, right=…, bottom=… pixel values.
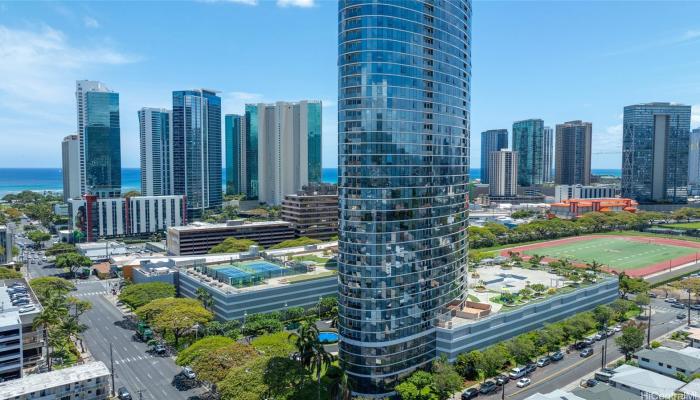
left=621, top=102, right=691, bottom=203
left=512, top=119, right=544, bottom=187
left=138, top=108, right=172, bottom=196
left=84, top=90, right=121, bottom=198
left=172, top=89, right=222, bottom=218
left=338, top=0, right=471, bottom=394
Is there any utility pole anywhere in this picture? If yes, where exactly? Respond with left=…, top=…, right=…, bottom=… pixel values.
left=602, top=322, right=608, bottom=369
left=689, top=289, right=692, bottom=327
left=501, top=379, right=505, bottom=400
left=110, top=343, right=115, bottom=396
left=647, top=303, right=652, bottom=348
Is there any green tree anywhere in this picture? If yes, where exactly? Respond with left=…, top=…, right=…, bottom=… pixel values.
left=395, top=370, right=435, bottom=400
left=454, top=350, right=482, bottom=380
left=269, top=237, right=322, bottom=250
left=45, top=243, right=77, bottom=256
left=530, top=283, right=547, bottom=295
left=615, top=322, right=646, bottom=360
left=208, top=237, right=257, bottom=253
left=191, top=342, right=258, bottom=384
left=55, top=252, right=92, bottom=277
left=479, top=345, right=508, bottom=380
left=593, top=305, right=613, bottom=330
left=263, top=356, right=308, bottom=398
left=175, top=335, right=235, bottom=366
left=586, top=260, right=604, bottom=274
left=27, top=230, right=50, bottom=245
left=29, top=277, right=75, bottom=303
left=136, top=298, right=213, bottom=346
left=619, top=273, right=650, bottom=299
left=118, top=282, right=175, bottom=309
left=288, top=321, right=333, bottom=400
left=195, top=287, right=214, bottom=310
left=528, top=254, right=544, bottom=269
left=0, top=267, right=22, bottom=279
left=506, top=336, right=536, bottom=365
left=250, top=331, right=297, bottom=357
left=431, top=356, right=464, bottom=400
left=218, top=357, right=269, bottom=400
left=123, top=190, right=140, bottom=198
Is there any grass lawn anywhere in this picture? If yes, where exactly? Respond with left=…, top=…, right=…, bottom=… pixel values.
left=285, top=271, right=337, bottom=283
left=661, top=222, right=700, bottom=230
left=522, top=237, right=696, bottom=271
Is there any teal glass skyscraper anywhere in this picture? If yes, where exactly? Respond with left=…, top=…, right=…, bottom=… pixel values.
left=338, top=0, right=471, bottom=394
left=225, top=114, right=244, bottom=195
left=172, top=89, right=222, bottom=218
left=85, top=90, right=121, bottom=198
left=622, top=102, right=691, bottom=203
left=512, top=119, right=544, bottom=187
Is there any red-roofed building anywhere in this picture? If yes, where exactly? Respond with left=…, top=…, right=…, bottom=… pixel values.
left=549, top=198, right=638, bottom=219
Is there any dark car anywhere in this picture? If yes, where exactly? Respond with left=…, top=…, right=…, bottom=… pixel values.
left=495, top=374, right=509, bottom=385
left=550, top=351, right=564, bottom=361
left=572, top=342, right=587, bottom=350
left=461, top=388, right=479, bottom=400
left=580, top=348, right=594, bottom=358
left=671, top=303, right=686, bottom=309
left=117, top=387, right=132, bottom=400
left=584, top=379, right=598, bottom=387
left=678, top=313, right=687, bottom=320
left=479, top=381, right=498, bottom=394
left=524, top=363, right=537, bottom=374
left=649, top=292, right=657, bottom=298
left=690, top=304, right=700, bottom=311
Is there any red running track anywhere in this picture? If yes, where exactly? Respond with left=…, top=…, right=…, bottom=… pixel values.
left=498, top=235, right=700, bottom=278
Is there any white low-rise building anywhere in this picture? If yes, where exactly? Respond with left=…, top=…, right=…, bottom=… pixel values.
left=554, top=184, right=618, bottom=202
left=0, top=361, right=111, bottom=399
left=609, top=364, right=685, bottom=398
left=634, top=346, right=700, bottom=378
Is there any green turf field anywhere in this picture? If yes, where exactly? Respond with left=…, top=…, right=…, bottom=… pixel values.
left=661, top=222, right=700, bottom=230
left=521, top=237, right=697, bottom=271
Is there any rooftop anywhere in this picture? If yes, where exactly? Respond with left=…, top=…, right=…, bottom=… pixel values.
left=523, top=389, right=584, bottom=400
left=0, top=361, right=110, bottom=396
left=679, top=378, right=700, bottom=397
left=610, top=364, right=685, bottom=396
left=0, top=279, right=42, bottom=317
left=570, top=385, right=638, bottom=400
left=169, top=219, right=290, bottom=232
left=635, top=346, right=700, bottom=372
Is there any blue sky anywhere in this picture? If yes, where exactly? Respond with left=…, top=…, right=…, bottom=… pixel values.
left=0, top=0, right=699, bottom=170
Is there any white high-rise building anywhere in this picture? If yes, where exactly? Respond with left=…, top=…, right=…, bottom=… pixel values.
left=489, top=150, right=518, bottom=197
left=252, top=100, right=321, bottom=205
left=138, top=108, right=173, bottom=196
left=61, top=134, right=81, bottom=201
left=75, top=80, right=113, bottom=195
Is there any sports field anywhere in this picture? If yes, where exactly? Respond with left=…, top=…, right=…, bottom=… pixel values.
left=504, top=235, right=700, bottom=277
left=661, top=222, right=700, bottom=230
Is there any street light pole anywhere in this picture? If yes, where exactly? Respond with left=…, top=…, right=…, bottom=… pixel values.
left=647, top=303, right=652, bottom=348
left=110, top=343, right=115, bottom=396
left=689, top=289, right=692, bottom=327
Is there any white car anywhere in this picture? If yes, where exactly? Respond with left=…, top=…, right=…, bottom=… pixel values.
left=613, top=325, right=622, bottom=332
left=516, top=378, right=531, bottom=388
left=666, top=298, right=678, bottom=303
left=182, top=366, right=196, bottom=379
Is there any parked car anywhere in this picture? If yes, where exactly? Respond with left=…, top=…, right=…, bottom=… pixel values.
left=117, top=387, right=132, bottom=400
left=671, top=303, right=686, bottom=309
left=678, top=313, right=687, bottom=320
left=666, top=298, right=678, bottom=303
left=461, top=388, right=479, bottom=400
left=18, top=306, right=35, bottom=313
left=584, top=379, right=598, bottom=387
left=154, top=344, right=167, bottom=355
left=479, top=381, right=498, bottom=394
left=593, top=333, right=603, bottom=341
left=536, top=356, right=551, bottom=367
left=572, top=342, right=587, bottom=350
left=613, top=325, right=622, bottom=332
left=690, top=304, right=700, bottom=311
left=649, top=292, right=657, bottom=298
left=509, top=366, right=527, bottom=380
left=516, top=378, right=531, bottom=388
left=495, top=374, right=509, bottom=385
left=550, top=351, right=564, bottom=361
left=580, top=348, right=594, bottom=358
left=524, top=363, right=537, bottom=374
left=182, top=366, right=196, bottom=379
left=583, top=338, right=594, bottom=346
left=606, top=328, right=615, bottom=337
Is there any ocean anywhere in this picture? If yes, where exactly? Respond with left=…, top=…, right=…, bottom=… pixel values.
left=0, top=167, right=620, bottom=198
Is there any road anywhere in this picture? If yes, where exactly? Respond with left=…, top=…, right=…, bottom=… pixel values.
left=78, top=279, right=204, bottom=399
left=472, top=297, right=688, bottom=399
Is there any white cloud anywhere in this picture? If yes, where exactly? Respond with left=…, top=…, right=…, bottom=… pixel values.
left=0, top=24, right=138, bottom=105
left=277, top=0, right=315, bottom=8
left=83, top=16, right=100, bottom=28
left=221, top=91, right=265, bottom=115
left=321, top=99, right=336, bottom=108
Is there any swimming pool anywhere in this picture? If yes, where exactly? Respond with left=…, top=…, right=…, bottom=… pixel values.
left=318, top=331, right=339, bottom=344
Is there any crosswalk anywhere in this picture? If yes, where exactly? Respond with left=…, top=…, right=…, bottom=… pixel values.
left=73, top=291, right=109, bottom=297
left=113, top=354, right=156, bottom=366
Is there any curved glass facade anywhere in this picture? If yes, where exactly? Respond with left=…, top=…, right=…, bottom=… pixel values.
left=337, top=0, right=471, bottom=394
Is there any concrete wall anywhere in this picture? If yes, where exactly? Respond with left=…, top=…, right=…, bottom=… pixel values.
left=437, top=278, right=619, bottom=360
left=179, top=272, right=337, bottom=320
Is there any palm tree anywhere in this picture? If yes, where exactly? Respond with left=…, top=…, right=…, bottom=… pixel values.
left=586, top=260, right=604, bottom=274
left=310, top=340, right=334, bottom=400
left=288, top=321, right=320, bottom=371
left=195, top=287, right=214, bottom=310
left=528, top=254, right=544, bottom=269
left=330, top=306, right=339, bottom=329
